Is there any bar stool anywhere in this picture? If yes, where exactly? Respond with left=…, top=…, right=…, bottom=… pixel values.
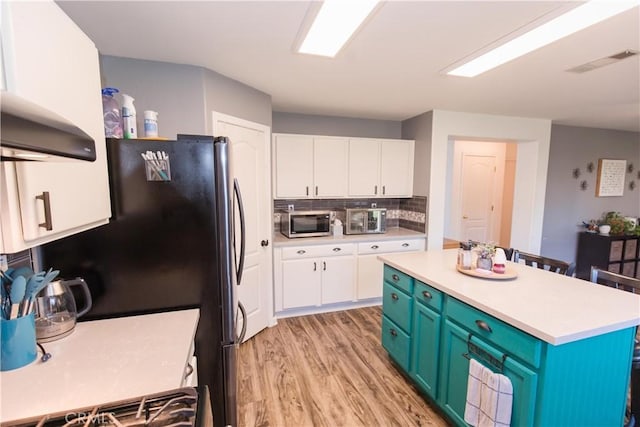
left=513, top=250, right=571, bottom=275
left=590, top=267, right=640, bottom=427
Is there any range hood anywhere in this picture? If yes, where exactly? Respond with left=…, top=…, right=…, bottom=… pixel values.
left=1, top=92, right=96, bottom=162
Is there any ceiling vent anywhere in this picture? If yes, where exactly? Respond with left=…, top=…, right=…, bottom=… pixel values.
left=567, top=50, right=638, bottom=73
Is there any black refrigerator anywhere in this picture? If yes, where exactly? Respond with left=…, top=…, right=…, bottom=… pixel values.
left=39, top=135, right=246, bottom=427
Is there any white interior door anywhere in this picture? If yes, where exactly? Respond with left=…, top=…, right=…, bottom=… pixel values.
left=460, top=154, right=496, bottom=243
left=212, top=112, right=273, bottom=342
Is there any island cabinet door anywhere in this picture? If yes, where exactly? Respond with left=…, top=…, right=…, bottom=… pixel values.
left=410, top=301, right=441, bottom=399
left=438, top=320, right=538, bottom=427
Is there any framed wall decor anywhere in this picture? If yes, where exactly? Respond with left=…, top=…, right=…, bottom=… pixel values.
left=595, top=159, right=626, bottom=197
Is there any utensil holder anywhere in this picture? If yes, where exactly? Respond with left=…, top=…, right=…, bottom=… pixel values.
left=1, top=313, right=37, bottom=371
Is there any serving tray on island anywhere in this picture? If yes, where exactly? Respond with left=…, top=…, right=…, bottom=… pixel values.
left=456, top=265, right=518, bottom=280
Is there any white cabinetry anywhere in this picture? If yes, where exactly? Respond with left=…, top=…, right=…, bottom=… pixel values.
left=274, top=235, right=425, bottom=316
left=276, top=243, right=356, bottom=310
left=356, top=238, right=424, bottom=299
left=348, top=138, right=415, bottom=197
left=0, top=0, right=111, bottom=253
left=273, top=134, right=348, bottom=199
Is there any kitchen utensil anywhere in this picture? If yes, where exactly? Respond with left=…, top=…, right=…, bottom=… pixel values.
left=21, top=269, right=59, bottom=317
left=9, top=276, right=26, bottom=319
left=35, top=277, right=92, bottom=342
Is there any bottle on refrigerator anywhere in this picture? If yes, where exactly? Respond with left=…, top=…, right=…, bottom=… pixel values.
left=121, top=94, right=137, bottom=139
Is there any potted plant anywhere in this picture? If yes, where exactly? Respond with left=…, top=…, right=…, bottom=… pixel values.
left=475, top=242, right=496, bottom=271
left=600, top=212, right=630, bottom=236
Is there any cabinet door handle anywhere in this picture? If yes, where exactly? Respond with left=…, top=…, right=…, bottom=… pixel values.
left=402, top=243, right=409, bottom=247
left=333, top=247, right=341, bottom=252
left=297, top=250, right=306, bottom=254
left=306, top=186, right=309, bottom=196
left=392, top=274, right=400, bottom=282
left=184, top=363, right=194, bottom=379
left=389, top=328, right=397, bottom=337
left=391, top=292, right=399, bottom=301
left=371, top=245, right=379, bottom=250
left=422, top=291, right=432, bottom=300
left=475, top=320, right=492, bottom=333
left=313, top=262, right=317, bottom=271
left=36, top=191, right=53, bottom=231
left=261, top=239, right=269, bottom=247
left=315, top=186, right=318, bottom=195
left=323, top=261, right=326, bottom=271
left=382, top=185, right=386, bottom=195
left=374, top=185, right=378, bottom=195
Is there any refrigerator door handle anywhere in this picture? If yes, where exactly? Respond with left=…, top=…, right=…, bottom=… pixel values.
left=233, top=178, right=246, bottom=286
left=236, top=300, right=247, bottom=343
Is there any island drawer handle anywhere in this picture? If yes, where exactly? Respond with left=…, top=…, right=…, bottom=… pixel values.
left=390, top=329, right=397, bottom=337
left=392, top=274, right=400, bottom=281
left=391, top=293, right=399, bottom=301
left=475, top=320, right=492, bottom=333
left=333, top=247, right=341, bottom=252
left=371, top=245, right=379, bottom=249
left=402, top=243, right=409, bottom=247
left=422, top=291, right=432, bottom=299
left=297, top=250, right=306, bottom=254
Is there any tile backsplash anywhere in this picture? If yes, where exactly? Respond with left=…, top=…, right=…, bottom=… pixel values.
left=273, top=196, right=427, bottom=233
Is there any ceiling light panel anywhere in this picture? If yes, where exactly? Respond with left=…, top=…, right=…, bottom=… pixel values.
left=448, top=0, right=640, bottom=77
left=298, top=0, right=380, bottom=58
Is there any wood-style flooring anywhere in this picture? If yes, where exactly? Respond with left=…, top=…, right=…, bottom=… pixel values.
left=237, top=306, right=450, bottom=427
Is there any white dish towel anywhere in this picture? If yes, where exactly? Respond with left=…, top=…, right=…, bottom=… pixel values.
left=464, top=358, right=513, bottom=427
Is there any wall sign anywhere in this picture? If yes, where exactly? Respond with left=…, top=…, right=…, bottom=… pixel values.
left=596, top=159, right=626, bottom=197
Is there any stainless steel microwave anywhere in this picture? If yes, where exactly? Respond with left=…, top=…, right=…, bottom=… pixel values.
left=280, top=210, right=335, bottom=238
left=344, top=208, right=387, bottom=234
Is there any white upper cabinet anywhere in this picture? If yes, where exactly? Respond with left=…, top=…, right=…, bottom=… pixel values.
left=0, top=0, right=111, bottom=253
left=273, top=133, right=414, bottom=200
left=348, top=138, right=415, bottom=198
left=273, top=134, right=348, bottom=199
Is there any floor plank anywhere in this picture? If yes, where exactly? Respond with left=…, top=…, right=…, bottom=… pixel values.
left=237, top=306, right=450, bottom=427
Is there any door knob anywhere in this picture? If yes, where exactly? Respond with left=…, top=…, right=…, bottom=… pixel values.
left=261, top=239, right=269, bottom=247
left=462, top=215, right=469, bottom=219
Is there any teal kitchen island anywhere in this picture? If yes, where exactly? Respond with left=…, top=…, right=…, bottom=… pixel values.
left=379, top=249, right=640, bottom=426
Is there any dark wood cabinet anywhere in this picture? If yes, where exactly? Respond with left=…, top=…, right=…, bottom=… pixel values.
left=576, top=232, right=640, bottom=280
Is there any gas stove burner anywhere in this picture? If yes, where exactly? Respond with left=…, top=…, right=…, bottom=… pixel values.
left=6, top=387, right=210, bottom=427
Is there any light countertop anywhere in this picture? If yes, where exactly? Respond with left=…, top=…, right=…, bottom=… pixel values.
left=0, top=309, right=199, bottom=423
left=273, top=227, right=425, bottom=247
left=379, top=250, right=640, bottom=345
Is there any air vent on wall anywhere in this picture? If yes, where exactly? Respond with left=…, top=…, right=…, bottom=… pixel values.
left=567, top=49, right=638, bottom=73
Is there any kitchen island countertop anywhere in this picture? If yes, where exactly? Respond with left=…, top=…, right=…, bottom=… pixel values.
left=379, top=249, right=640, bottom=345
left=273, top=227, right=425, bottom=247
left=0, top=309, right=199, bottom=423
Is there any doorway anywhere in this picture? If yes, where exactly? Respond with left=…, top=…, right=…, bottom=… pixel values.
left=447, top=140, right=516, bottom=248
left=212, top=112, right=274, bottom=342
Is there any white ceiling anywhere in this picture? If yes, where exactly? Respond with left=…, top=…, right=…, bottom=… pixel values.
left=57, top=1, right=640, bottom=132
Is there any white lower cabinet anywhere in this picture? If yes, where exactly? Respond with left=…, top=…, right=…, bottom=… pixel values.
left=277, top=243, right=356, bottom=311
left=357, top=238, right=425, bottom=299
left=274, top=237, right=425, bottom=315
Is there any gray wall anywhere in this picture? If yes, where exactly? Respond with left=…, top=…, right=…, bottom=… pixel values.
left=100, top=55, right=272, bottom=139
left=401, top=111, right=433, bottom=198
left=541, top=124, right=640, bottom=263
left=272, top=112, right=401, bottom=138
left=203, top=69, right=272, bottom=129
left=100, top=56, right=207, bottom=138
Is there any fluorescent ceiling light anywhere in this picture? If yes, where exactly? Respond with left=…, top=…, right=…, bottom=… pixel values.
left=448, top=0, right=640, bottom=77
left=299, top=0, right=380, bottom=58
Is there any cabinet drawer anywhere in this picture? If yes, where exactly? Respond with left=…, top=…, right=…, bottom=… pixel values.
left=383, top=266, right=413, bottom=294
left=383, top=282, right=412, bottom=333
left=446, top=298, right=541, bottom=368
left=414, top=280, right=443, bottom=312
left=281, top=243, right=355, bottom=259
left=358, top=238, right=424, bottom=254
left=624, top=239, right=638, bottom=260
left=381, top=315, right=411, bottom=372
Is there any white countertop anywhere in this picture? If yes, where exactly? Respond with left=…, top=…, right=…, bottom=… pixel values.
left=0, top=309, right=199, bottom=423
left=379, top=250, right=640, bottom=345
left=273, top=227, right=425, bottom=247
